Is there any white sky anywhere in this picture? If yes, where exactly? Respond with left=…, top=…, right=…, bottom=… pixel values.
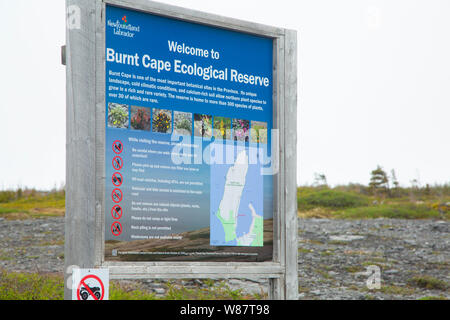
left=0, top=0, right=449, bottom=190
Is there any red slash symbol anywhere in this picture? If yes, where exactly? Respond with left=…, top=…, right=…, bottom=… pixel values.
left=111, top=205, right=122, bottom=219
left=111, top=188, right=123, bottom=203
left=111, top=221, right=122, bottom=236
left=77, top=274, right=105, bottom=300
left=112, top=140, right=123, bottom=155
left=112, top=156, right=123, bottom=170
left=112, top=172, right=123, bottom=187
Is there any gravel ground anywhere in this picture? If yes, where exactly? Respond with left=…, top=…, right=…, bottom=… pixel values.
left=0, top=217, right=448, bottom=299
left=298, top=218, right=449, bottom=299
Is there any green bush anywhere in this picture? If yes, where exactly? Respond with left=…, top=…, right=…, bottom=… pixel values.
left=409, top=276, right=448, bottom=290
left=0, top=270, right=64, bottom=300
left=0, top=191, right=16, bottom=203
left=298, top=188, right=369, bottom=210
left=109, top=282, right=157, bottom=300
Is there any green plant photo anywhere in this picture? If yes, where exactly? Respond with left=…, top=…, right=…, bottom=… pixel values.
left=108, top=103, right=129, bottom=129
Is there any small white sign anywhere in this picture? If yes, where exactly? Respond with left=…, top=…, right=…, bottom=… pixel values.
left=72, top=268, right=110, bottom=300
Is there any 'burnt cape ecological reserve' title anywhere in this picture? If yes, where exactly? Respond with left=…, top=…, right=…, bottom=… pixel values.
left=106, top=45, right=271, bottom=87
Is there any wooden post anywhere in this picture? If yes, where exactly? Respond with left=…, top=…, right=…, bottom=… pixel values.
left=64, top=0, right=98, bottom=300
left=284, top=29, right=298, bottom=299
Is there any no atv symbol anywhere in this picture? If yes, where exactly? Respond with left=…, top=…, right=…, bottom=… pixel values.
left=72, top=269, right=109, bottom=301
left=77, top=274, right=104, bottom=300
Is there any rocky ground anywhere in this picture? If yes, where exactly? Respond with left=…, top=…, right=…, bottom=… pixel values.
left=297, top=218, right=449, bottom=299
left=0, top=217, right=448, bottom=299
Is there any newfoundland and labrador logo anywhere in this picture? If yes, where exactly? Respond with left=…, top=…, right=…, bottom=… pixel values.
left=107, top=15, right=140, bottom=38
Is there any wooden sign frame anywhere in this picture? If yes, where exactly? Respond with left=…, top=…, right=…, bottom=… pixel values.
left=64, top=0, right=297, bottom=300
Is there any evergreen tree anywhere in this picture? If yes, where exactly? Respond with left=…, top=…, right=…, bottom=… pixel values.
left=390, top=169, right=400, bottom=197
left=313, top=173, right=328, bottom=188
left=16, top=188, right=23, bottom=199
left=369, top=165, right=390, bottom=197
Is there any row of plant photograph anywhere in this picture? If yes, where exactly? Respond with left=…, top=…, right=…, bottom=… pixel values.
left=107, top=102, right=268, bottom=143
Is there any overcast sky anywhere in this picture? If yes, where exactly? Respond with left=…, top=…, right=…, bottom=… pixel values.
left=0, top=0, right=449, bottom=190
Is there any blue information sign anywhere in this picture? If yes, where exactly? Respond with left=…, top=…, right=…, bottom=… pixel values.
left=104, top=5, right=274, bottom=261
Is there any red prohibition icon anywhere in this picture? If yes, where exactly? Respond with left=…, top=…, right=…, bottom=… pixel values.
left=111, top=188, right=123, bottom=203
left=112, top=140, right=123, bottom=155
left=77, top=274, right=105, bottom=300
left=111, top=221, right=122, bottom=237
left=112, top=156, right=123, bottom=170
left=112, top=172, right=123, bottom=187
left=111, top=205, right=123, bottom=220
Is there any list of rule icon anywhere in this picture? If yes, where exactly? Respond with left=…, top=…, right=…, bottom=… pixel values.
left=111, top=140, right=123, bottom=236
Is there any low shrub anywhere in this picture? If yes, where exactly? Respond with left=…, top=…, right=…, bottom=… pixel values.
left=335, top=204, right=441, bottom=219
left=0, top=270, right=64, bottom=300
left=298, top=188, right=369, bottom=210
left=0, top=270, right=256, bottom=300
left=409, top=276, right=448, bottom=291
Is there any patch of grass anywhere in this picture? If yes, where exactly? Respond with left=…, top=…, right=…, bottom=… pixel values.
left=320, top=249, right=335, bottom=256
left=37, top=239, right=64, bottom=247
left=0, top=207, right=24, bottom=214
left=0, top=190, right=65, bottom=219
left=298, top=248, right=313, bottom=254
left=297, top=185, right=449, bottom=220
left=334, top=204, right=441, bottom=220
left=347, top=284, right=361, bottom=292
left=315, top=269, right=334, bottom=279
left=0, top=270, right=64, bottom=300
left=343, top=250, right=369, bottom=256
left=328, top=240, right=349, bottom=245
left=298, top=207, right=335, bottom=219
left=164, top=281, right=254, bottom=300
left=298, top=188, right=369, bottom=210
left=361, top=260, right=390, bottom=271
left=317, top=264, right=334, bottom=273
left=299, top=239, right=324, bottom=246
left=109, top=282, right=157, bottom=300
left=409, top=276, right=448, bottom=291
left=418, top=296, right=448, bottom=300
left=378, top=285, right=416, bottom=296
left=427, top=261, right=449, bottom=271
left=0, top=192, right=65, bottom=210
left=345, top=266, right=364, bottom=273
left=0, top=270, right=261, bottom=300
left=364, top=257, right=387, bottom=264
left=298, top=286, right=310, bottom=293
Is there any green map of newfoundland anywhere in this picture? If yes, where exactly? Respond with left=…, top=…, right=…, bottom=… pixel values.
left=211, top=149, right=263, bottom=247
